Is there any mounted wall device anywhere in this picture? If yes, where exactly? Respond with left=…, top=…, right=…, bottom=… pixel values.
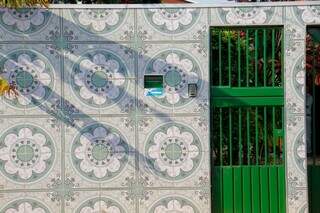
left=188, top=83, right=197, bottom=97
left=144, top=75, right=163, bottom=96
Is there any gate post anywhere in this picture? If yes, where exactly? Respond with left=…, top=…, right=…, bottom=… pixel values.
left=284, top=6, right=308, bottom=213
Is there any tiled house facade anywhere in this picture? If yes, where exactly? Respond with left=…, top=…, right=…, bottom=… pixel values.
left=0, top=2, right=318, bottom=212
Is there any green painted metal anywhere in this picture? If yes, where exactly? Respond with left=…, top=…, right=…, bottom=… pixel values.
left=213, top=166, right=285, bottom=213
left=210, top=27, right=285, bottom=213
left=308, top=165, right=320, bottom=213
left=212, top=96, right=284, bottom=107
left=211, top=87, right=284, bottom=97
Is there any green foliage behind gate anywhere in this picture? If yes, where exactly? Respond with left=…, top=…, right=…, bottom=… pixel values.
left=210, top=27, right=286, bottom=213
left=306, top=27, right=320, bottom=213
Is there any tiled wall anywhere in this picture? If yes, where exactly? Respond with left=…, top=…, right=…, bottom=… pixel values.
left=0, top=4, right=317, bottom=212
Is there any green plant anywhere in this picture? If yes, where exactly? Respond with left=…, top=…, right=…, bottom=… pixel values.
left=0, top=0, right=49, bottom=8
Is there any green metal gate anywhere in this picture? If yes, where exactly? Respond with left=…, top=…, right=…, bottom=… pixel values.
left=210, top=27, right=286, bottom=213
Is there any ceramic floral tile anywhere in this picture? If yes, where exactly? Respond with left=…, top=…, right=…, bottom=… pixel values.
left=0, top=192, right=61, bottom=212
left=137, top=42, right=207, bottom=115
left=139, top=189, right=210, bottom=213
left=0, top=117, right=62, bottom=191
left=0, top=43, right=63, bottom=117
left=137, top=7, right=208, bottom=42
left=137, top=116, right=209, bottom=189
left=63, top=115, right=136, bottom=190
left=0, top=8, right=61, bottom=42
left=62, top=8, right=134, bottom=42
left=0, top=3, right=317, bottom=212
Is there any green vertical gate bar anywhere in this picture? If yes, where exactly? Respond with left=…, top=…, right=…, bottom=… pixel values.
left=229, top=108, right=232, bottom=165
left=210, top=26, right=286, bottom=213
left=219, top=31, right=222, bottom=85
left=220, top=108, right=223, bottom=165
left=228, top=33, right=231, bottom=86
left=255, top=29, right=258, bottom=87
left=247, top=108, right=250, bottom=165
left=263, top=29, right=267, bottom=86
left=272, top=29, right=275, bottom=87
left=256, top=107, right=259, bottom=164
left=246, top=29, right=249, bottom=87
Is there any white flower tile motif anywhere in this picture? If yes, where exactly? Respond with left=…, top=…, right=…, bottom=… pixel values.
left=145, top=9, right=198, bottom=33
left=294, top=6, right=320, bottom=24
left=139, top=190, right=209, bottom=213
left=64, top=116, right=135, bottom=189
left=1, top=9, right=48, bottom=32
left=293, top=131, right=307, bottom=177
left=62, top=8, right=134, bottom=42
left=75, top=197, right=125, bottom=213
left=71, top=124, right=129, bottom=181
left=0, top=8, right=60, bottom=42
left=138, top=46, right=205, bottom=115
left=146, top=125, right=201, bottom=179
left=0, top=48, right=59, bottom=115
left=0, top=4, right=315, bottom=213
left=287, top=55, right=305, bottom=101
left=0, top=192, right=59, bottom=212
left=64, top=44, right=135, bottom=115
left=138, top=42, right=208, bottom=115
left=145, top=51, right=200, bottom=107
left=137, top=8, right=206, bottom=41
left=0, top=199, right=51, bottom=213
left=71, top=9, right=126, bottom=33
left=66, top=190, right=131, bottom=213
left=217, top=7, right=276, bottom=25
left=138, top=117, right=208, bottom=188
left=150, top=197, right=198, bottom=213
left=0, top=125, right=54, bottom=181
left=0, top=117, right=61, bottom=190
left=71, top=52, right=126, bottom=107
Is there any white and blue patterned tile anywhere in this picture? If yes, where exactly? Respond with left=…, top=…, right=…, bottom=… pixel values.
left=0, top=8, right=61, bottom=42
left=63, top=44, right=135, bottom=116
left=67, top=191, right=131, bottom=213
left=0, top=192, right=59, bottom=212
left=0, top=44, right=61, bottom=116
left=64, top=116, right=135, bottom=189
left=62, top=8, right=134, bottom=42
left=138, top=117, right=208, bottom=188
left=292, top=6, right=320, bottom=25
left=63, top=190, right=98, bottom=213
left=138, top=44, right=206, bottom=115
left=286, top=113, right=308, bottom=194
left=284, top=7, right=305, bottom=41
left=139, top=190, right=210, bottom=213
left=0, top=44, right=62, bottom=117
left=64, top=43, right=135, bottom=77
left=168, top=43, right=208, bottom=114
left=211, top=6, right=282, bottom=26
left=137, top=8, right=205, bottom=41
left=0, top=117, right=61, bottom=190
left=284, top=43, right=305, bottom=109
left=287, top=130, right=307, bottom=184
left=99, top=190, right=133, bottom=212
left=287, top=186, right=308, bottom=213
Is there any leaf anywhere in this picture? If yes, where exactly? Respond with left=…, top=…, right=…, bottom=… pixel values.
left=0, top=0, right=49, bottom=8
left=0, top=77, right=19, bottom=97
left=0, top=78, right=10, bottom=96
left=315, top=73, right=320, bottom=86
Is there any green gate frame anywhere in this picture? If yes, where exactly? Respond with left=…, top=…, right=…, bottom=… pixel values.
left=210, top=26, right=286, bottom=213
